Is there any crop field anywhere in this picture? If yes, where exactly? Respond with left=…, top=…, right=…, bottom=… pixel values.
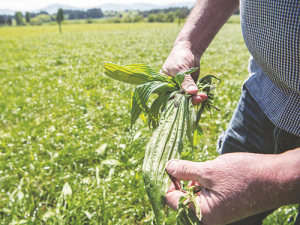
left=0, top=16, right=298, bottom=224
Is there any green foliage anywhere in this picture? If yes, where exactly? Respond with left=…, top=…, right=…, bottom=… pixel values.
left=0, top=15, right=4, bottom=25
left=155, top=13, right=165, bottom=22
left=15, top=11, right=24, bottom=26
left=57, top=8, right=64, bottom=33
left=57, top=8, right=64, bottom=23
left=86, top=19, right=93, bottom=24
left=148, top=14, right=156, bottom=22
left=25, top=12, right=31, bottom=23
left=30, top=14, right=52, bottom=26
left=0, top=19, right=297, bottom=224
left=164, top=12, right=175, bottom=23
left=133, top=15, right=144, bottom=23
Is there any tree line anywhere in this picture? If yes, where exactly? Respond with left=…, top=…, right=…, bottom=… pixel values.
left=0, top=15, right=12, bottom=25
left=0, top=7, right=194, bottom=26
left=0, top=8, right=104, bottom=26
left=64, top=8, right=104, bottom=20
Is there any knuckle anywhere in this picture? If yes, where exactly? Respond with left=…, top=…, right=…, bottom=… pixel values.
left=181, top=75, right=195, bottom=86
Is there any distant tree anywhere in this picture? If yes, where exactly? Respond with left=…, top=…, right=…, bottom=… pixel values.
left=68, top=12, right=75, bottom=20
left=15, top=11, right=24, bottom=26
left=86, top=8, right=103, bottom=18
left=25, top=12, right=31, bottom=23
left=133, top=15, right=143, bottom=22
left=6, top=17, right=12, bottom=26
left=155, top=12, right=164, bottom=22
left=0, top=15, right=4, bottom=25
left=164, top=12, right=175, bottom=22
left=176, top=9, right=187, bottom=25
left=56, top=8, right=64, bottom=33
left=124, top=16, right=132, bottom=23
left=148, top=14, right=156, bottom=22
left=40, top=11, right=49, bottom=15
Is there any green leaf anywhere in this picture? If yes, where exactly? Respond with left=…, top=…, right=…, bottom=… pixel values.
left=143, top=94, right=186, bottom=225
left=193, top=124, right=204, bottom=146
left=126, top=63, right=171, bottom=82
left=149, top=91, right=175, bottom=128
left=101, top=159, right=121, bottom=166
left=84, top=211, right=93, bottom=220
left=186, top=98, right=196, bottom=147
left=174, top=73, right=185, bottom=87
left=174, top=67, right=199, bottom=87
left=95, top=143, right=107, bottom=156
left=131, top=81, right=168, bottom=127
left=197, top=74, right=220, bottom=86
left=62, top=182, right=72, bottom=196
left=104, top=62, right=157, bottom=85
left=181, top=67, right=199, bottom=75
left=153, top=82, right=178, bottom=93
left=104, top=62, right=177, bottom=86
left=195, top=102, right=206, bottom=126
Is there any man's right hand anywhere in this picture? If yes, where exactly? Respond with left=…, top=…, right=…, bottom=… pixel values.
left=162, top=42, right=207, bottom=106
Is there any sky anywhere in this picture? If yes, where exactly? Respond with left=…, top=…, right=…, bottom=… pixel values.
left=0, top=0, right=190, bottom=11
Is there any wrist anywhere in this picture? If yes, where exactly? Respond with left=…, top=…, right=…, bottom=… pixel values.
left=271, top=148, right=300, bottom=205
left=173, top=40, right=204, bottom=60
left=253, top=149, right=300, bottom=210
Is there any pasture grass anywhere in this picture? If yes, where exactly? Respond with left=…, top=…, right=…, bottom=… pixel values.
left=0, top=17, right=297, bottom=224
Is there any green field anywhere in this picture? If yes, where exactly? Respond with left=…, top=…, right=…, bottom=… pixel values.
left=0, top=17, right=298, bottom=224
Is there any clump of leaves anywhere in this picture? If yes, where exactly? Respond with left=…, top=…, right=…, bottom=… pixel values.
left=104, top=62, right=219, bottom=224
left=176, top=186, right=203, bottom=225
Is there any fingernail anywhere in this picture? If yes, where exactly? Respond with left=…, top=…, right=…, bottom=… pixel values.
left=187, top=85, right=197, bottom=92
left=166, top=160, right=178, bottom=174
left=194, top=95, right=202, bottom=102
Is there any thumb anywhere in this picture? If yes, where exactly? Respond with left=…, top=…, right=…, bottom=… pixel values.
left=165, top=159, right=205, bottom=183
left=181, top=74, right=199, bottom=95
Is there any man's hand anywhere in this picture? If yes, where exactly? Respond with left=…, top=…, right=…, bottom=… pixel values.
left=165, top=149, right=300, bottom=225
left=162, top=42, right=207, bottom=105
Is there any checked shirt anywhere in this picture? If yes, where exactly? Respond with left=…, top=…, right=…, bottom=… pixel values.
left=240, top=0, right=300, bottom=136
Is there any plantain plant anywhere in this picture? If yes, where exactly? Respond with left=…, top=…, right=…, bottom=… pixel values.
left=104, top=62, right=219, bottom=224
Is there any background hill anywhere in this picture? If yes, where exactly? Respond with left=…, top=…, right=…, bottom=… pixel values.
left=0, top=2, right=194, bottom=15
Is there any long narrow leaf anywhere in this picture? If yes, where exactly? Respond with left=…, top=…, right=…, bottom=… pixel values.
left=197, top=74, right=221, bottom=86
left=186, top=98, right=196, bottom=147
left=174, top=73, right=185, bottom=87
left=104, top=62, right=157, bottom=85
left=149, top=91, right=175, bottom=128
left=126, top=63, right=172, bottom=82
left=131, top=81, right=168, bottom=127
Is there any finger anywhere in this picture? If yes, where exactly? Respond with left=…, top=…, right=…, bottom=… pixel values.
left=181, top=74, right=199, bottom=95
left=165, top=159, right=205, bottom=183
left=166, top=190, right=185, bottom=211
left=166, top=190, right=200, bottom=213
left=191, top=92, right=208, bottom=105
left=188, top=181, right=202, bottom=187
left=167, top=177, right=181, bottom=193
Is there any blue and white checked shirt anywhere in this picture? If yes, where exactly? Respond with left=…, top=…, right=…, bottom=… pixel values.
left=241, top=0, right=300, bottom=137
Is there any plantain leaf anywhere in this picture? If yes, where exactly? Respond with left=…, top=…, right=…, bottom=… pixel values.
left=104, top=62, right=159, bottom=85
left=153, top=83, right=178, bottom=93
left=178, top=67, right=199, bottom=76
left=149, top=91, right=175, bottom=128
left=174, top=67, right=199, bottom=88
left=197, top=74, right=221, bottom=86
left=126, top=63, right=172, bottom=82
left=193, top=124, right=204, bottom=146
left=174, top=73, right=185, bottom=87
left=186, top=98, right=196, bottom=148
left=131, top=81, right=168, bottom=127
left=195, top=102, right=206, bottom=126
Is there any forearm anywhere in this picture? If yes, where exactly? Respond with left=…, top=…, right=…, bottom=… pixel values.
left=270, top=148, right=300, bottom=206
left=175, top=0, right=239, bottom=58
left=236, top=148, right=300, bottom=216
